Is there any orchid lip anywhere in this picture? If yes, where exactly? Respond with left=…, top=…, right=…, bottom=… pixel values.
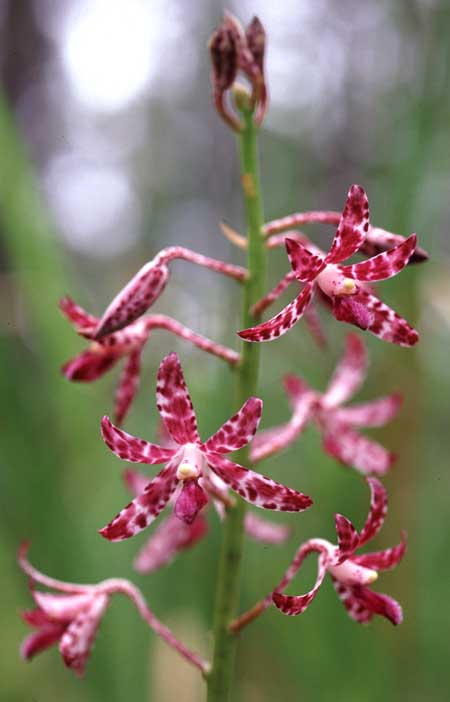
left=328, top=559, right=378, bottom=586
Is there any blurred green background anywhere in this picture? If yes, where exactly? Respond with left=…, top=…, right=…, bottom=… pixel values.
left=1, top=1, right=449, bottom=700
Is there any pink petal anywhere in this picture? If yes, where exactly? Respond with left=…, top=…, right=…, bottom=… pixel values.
left=62, top=349, right=118, bottom=382
left=22, top=608, right=53, bottom=627
left=156, top=352, right=200, bottom=445
left=335, top=514, right=360, bottom=561
left=244, top=513, right=291, bottom=544
left=332, top=578, right=374, bottom=623
left=101, top=416, right=176, bottom=465
left=59, top=594, right=109, bottom=675
left=332, top=393, right=402, bottom=427
left=238, top=283, right=314, bottom=343
left=134, top=512, right=208, bottom=573
left=32, top=592, right=95, bottom=622
left=206, top=453, right=313, bottom=512
left=272, top=553, right=328, bottom=616
left=96, top=260, right=169, bottom=337
left=325, top=185, right=369, bottom=264
left=251, top=270, right=296, bottom=317
left=339, top=234, right=417, bottom=282
left=174, top=479, right=209, bottom=524
left=285, top=237, right=325, bottom=282
left=304, top=301, right=327, bottom=348
left=363, top=226, right=428, bottom=263
left=333, top=290, right=419, bottom=347
left=323, top=425, right=396, bottom=476
left=59, top=297, right=98, bottom=337
left=21, top=623, right=65, bottom=660
left=358, top=477, right=388, bottom=548
left=203, top=397, right=263, bottom=454
left=347, top=585, right=403, bottom=625
left=322, top=333, right=367, bottom=408
left=114, top=349, right=143, bottom=425
left=99, top=460, right=179, bottom=541
left=352, top=532, right=407, bottom=572
left=123, top=468, right=153, bottom=496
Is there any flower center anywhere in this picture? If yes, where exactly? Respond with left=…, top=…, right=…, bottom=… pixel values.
left=176, top=443, right=207, bottom=481
left=316, top=264, right=357, bottom=298
left=328, top=559, right=378, bottom=586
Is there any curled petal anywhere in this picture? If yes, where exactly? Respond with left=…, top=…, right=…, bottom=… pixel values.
left=285, top=238, right=325, bottom=282
left=323, top=425, right=396, bottom=476
left=325, top=185, right=369, bottom=264
left=174, top=479, right=208, bottom=525
left=353, top=532, right=407, bottom=572
left=59, top=297, right=98, bottom=337
left=358, top=478, right=388, bottom=548
left=272, top=553, right=328, bottom=616
left=101, top=416, right=176, bottom=465
left=244, top=513, right=291, bottom=544
left=333, top=290, right=419, bottom=347
left=332, top=578, right=374, bottom=623
left=156, top=352, right=200, bottom=445
left=204, top=397, right=263, bottom=454
left=346, top=585, right=403, bottom=625
left=238, top=283, right=314, bottom=343
left=32, top=592, right=95, bottom=622
left=206, top=452, right=313, bottom=512
left=62, top=349, right=118, bottom=382
left=339, top=234, right=417, bottom=282
left=114, top=349, right=143, bottom=425
left=335, top=514, right=360, bottom=561
left=322, top=333, right=367, bottom=408
left=134, top=513, right=208, bottom=573
left=332, top=393, right=402, bottom=428
left=96, top=260, right=169, bottom=337
left=99, top=460, right=179, bottom=541
left=21, top=622, right=65, bottom=660
left=59, top=594, right=109, bottom=675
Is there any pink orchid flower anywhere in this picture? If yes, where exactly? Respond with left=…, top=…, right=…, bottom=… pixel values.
left=94, top=246, right=247, bottom=338
left=124, top=467, right=290, bottom=573
left=239, top=185, right=419, bottom=346
left=272, top=478, right=406, bottom=625
left=251, top=334, right=401, bottom=475
left=99, top=352, right=312, bottom=542
left=61, top=297, right=239, bottom=425
left=19, top=544, right=208, bottom=675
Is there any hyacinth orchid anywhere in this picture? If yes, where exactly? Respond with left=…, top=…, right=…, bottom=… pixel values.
left=124, top=468, right=290, bottom=573
left=18, top=544, right=208, bottom=675
left=251, top=334, right=401, bottom=476
left=271, top=478, right=406, bottom=625
left=239, top=185, right=419, bottom=346
left=61, top=297, right=239, bottom=425
left=99, top=352, right=312, bottom=541
left=94, top=246, right=247, bottom=338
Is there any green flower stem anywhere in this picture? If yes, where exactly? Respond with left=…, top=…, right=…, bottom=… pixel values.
left=207, top=105, right=267, bottom=702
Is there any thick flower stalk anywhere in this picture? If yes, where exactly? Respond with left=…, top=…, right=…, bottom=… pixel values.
left=99, top=352, right=311, bottom=541
left=61, top=297, right=239, bottom=425
left=239, top=185, right=420, bottom=346
left=231, top=478, right=406, bottom=632
left=251, top=334, right=401, bottom=475
left=18, top=544, right=209, bottom=675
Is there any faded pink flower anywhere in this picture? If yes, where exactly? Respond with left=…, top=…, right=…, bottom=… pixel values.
left=61, top=297, right=239, bottom=425
left=251, top=334, right=401, bottom=475
left=99, top=352, right=312, bottom=542
left=272, top=478, right=406, bottom=625
left=239, top=185, right=419, bottom=346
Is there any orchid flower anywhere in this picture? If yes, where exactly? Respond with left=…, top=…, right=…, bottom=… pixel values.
left=94, top=246, right=247, bottom=338
left=18, top=544, right=208, bottom=675
left=61, top=297, right=239, bottom=425
left=251, top=334, right=401, bottom=475
left=124, top=468, right=290, bottom=573
left=99, top=352, right=312, bottom=542
left=239, top=185, right=419, bottom=346
left=272, top=478, right=406, bottom=625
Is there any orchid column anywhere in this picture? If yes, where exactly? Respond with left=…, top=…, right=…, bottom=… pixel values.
left=207, top=15, right=268, bottom=702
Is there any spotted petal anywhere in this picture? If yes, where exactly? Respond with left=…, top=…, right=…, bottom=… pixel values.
left=206, top=453, right=313, bottom=512
left=332, top=393, right=402, bottom=428
left=352, top=532, right=407, bottom=572
left=332, top=579, right=374, bottom=623
left=335, top=514, right=360, bottom=561
left=322, top=425, right=396, bottom=476
left=358, top=478, right=388, bottom=548
left=59, top=594, right=109, bottom=675
left=99, top=459, right=179, bottom=541
left=203, top=397, right=263, bottom=453
left=285, top=237, right=325, bottom=282
left=59, top=297, right=98, bottom=337
left=325, top=185, right=369, bottom=264
left=322, top=334, right=367, bottom=408
left=339, top=234, right=416, bottom=282
left=156, top=352, right=200, bottom=445
left=344, top=585, right=403, bottom=625
left=272, top=553, right=328, bottom=616
left=113, top=349, right=143, bottom=425
left=101, top=416, right=176, bottom=465
left=238, top=283, right=314, bottom=343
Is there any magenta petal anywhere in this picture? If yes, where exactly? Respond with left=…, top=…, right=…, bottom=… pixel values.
left=62, top=350, right=118, bottom=382
left=339, top=234, right=417, bottom=282
left=203, top=397, right=263, bottom=454
left=174, top=480, right=209, bottom=525
left=134, top=512, right=208, bottom=573
left=238, top=283, right=314, bottom=343
left=156, top=352, right=200, bottom=445
left=207, top=452, right=313, bottom=512
left=322, top=334, right=367, bottom=408
left=349, top=586, right=403, bottom=625
left=59, top=297, right=98, bottom=337
left=353, top=532, right=407, bottom=572
left=32, top=592, right=94, bottom=622
left=325, top=185, right=369, bottom=264
left=333, top=393, right=402, bottom=428
left=332, top=295, right=374, bottom=331
left=59, top=594, right=109, bottom=676
left=21, top=623, right=65, bottom=660
left=358, top=478, right=388, bottom=548
left=323, top=425, right=396, bottom=476
left=332, top=578, right=374, bottom=623
left=114, top=349, right=143, bottom=425
left=101, top=416, right=176, bottom=465
left=285, top=238, right=325, bottom=282
left=335, top=514, right=359, bottom=561
left=123, top=468, right=153, bottom=496
left=272, top=554, right=328, bottom=616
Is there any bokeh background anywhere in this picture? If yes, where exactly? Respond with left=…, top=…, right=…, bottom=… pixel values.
left=1, top=1, right=449, bottom=700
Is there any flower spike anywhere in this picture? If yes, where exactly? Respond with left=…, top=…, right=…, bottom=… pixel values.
left=251, top=334, right=401, bottom=475
left=239, top=185, right=420, bottom=346
left=100, top=352, right=312, bottom=542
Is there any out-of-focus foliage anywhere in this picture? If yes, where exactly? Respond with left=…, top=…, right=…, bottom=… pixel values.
left=1, top=1, right=449, bottom=700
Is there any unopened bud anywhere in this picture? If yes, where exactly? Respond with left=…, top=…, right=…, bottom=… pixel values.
left=208, top=26, right=238, bottom=92
left=245, top=16, right=266, bottom=72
